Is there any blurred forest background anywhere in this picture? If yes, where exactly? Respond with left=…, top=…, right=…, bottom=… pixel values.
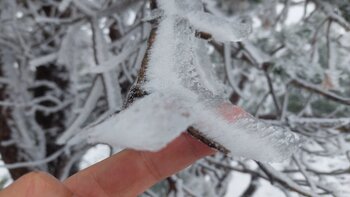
left=1, top=0, right=350, bottom=196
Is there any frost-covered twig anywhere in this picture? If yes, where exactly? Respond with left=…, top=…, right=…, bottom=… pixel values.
left=207, top=159, right=316, bottom=197
left=81, top=46, right=138, bottom=74
left=90, top=19, right=123, bottom=111
left=187, top=127, right=229, bottom=154
left=124, top=21, right=157, bottom=107
left=59, top=149, right=87, bottom=180
left=291, top=78, right=350, bottom=105
left=224, top=43, right=247, bottom=100
left=290, top=117, right=350, bottom=125
left=57, top=78, right=104, bottom=144
left=263, top=63, right=281, bottom=115
left=293, top=155, right=318, bottom=195
left=97, top=0, right=143, bottom=18
left=29, top=53, right=58, bottom=69
left=310, top=0, right=350, bottom=31
left=0, top=148, right=65, bottom=170
left=257, top=163, right=317, bottom=197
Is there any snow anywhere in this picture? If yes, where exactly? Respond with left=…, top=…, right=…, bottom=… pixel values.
left=74, top=0, right=304, bottom=163
left=79, top=144, right=111, bottom=170
left=0, top=160, right=12, bottom=188
left=145, top=0, right=247, bottom=95
left=82, top=96, right=302, bottom=162
left=225, top=171, right=251, bottom=197
left=143, top=15, right=180, bottom=94
left=188, top=13, right=253, bottom=42
left=192, top=104, right=302, bottom=162
left=254, top=179, right=291, bottom=197
left=225, top=171, right=297, bottom=197
left=276, top=2, right=316, bottom=25
left=148, top=0, right=301, bottom=162
left=159, top=0, right=253, bottom=43
left=87, top=93, right=194, bottom=151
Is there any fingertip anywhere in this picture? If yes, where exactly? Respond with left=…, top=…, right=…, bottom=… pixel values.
left=217, top=103, right=248, bottom=122
left=1, top=171, right=72, bottom=197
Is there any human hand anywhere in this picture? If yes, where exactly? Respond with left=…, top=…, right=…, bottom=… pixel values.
left=0, top=133, right=214, bottom=197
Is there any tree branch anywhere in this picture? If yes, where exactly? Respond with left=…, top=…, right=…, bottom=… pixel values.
left=291, top=78, right=350, bottom=105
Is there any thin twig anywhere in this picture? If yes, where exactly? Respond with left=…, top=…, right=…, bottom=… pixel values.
left=291, top=78, right=350, bottom=105
left=262, top=63, right=281, bottom=115
left=187, top=127, right=230, bottom=154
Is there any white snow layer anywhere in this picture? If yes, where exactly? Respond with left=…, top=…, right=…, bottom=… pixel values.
left=188, top=12, right=253, bottom=42
left=87, top=93, right=194, bottom=151
left=74, top=0, right=303, bottom=162
left=86, top=94, right=302, bottom=162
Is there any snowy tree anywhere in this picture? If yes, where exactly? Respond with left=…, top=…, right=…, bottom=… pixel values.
left=1, top=0, right=350, bottom=196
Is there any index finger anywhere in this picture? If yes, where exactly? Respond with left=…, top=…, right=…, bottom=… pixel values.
left=64, top=133, right=215, bottom=197
left=64, top=104, right=245, bottom=197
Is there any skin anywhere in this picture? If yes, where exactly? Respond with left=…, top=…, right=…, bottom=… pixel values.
left=0, top=104, right=243, bottom=197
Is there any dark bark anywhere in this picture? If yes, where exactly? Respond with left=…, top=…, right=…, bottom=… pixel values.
left=124, top=19, right=158, bottom=108
left=240, top=175, right=259, bottom=197
left=33, top=64, right=71, bottom=178
left=187, top=127, right=230, bottom=154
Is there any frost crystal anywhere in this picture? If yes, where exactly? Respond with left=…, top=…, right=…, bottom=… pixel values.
left=81, top=0, right=303, bottom=162
left=87, top=93, right=194, bottom=151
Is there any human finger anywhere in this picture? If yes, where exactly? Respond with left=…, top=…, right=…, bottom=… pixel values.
left=0, top=172, right=72, bottom=197
left=64, top=133, right=214, bottom=197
